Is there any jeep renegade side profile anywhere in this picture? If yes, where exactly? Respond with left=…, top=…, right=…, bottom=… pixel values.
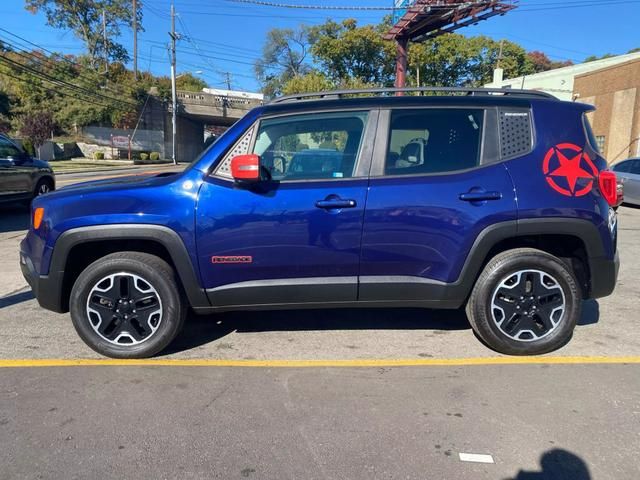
left=20, top=88, right=620, bottom=358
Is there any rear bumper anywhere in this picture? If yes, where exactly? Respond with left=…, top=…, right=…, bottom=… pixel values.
left=589, top=251, right=619, bottom=299
left=20, top=250, right=65, bottom=313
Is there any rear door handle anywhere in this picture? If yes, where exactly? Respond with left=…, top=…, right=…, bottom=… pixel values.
left=315, top=198, right=357, bottom=209
left=459, top=191, right=502, bottom=202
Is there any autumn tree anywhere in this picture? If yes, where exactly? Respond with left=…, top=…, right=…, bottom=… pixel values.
left=527, top=51, right=572, bottom=73
left=19, top=111, right=56, bottom=157
left=24, top=0, right=142, bottom=69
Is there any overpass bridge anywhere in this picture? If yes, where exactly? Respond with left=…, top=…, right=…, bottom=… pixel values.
left=176, top=90, right=263, bottom=125
left=140, top=90, right=264, bottom=162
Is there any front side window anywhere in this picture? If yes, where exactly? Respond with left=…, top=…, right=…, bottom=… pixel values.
left=253, top=111, right=368, bottom=181
left=385, top=109, right=484, bottom=176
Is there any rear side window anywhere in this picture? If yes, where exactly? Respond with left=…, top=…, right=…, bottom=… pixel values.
left=385, top=109, right=484, bottom=176
left=499, top=109, right=533, bottom=159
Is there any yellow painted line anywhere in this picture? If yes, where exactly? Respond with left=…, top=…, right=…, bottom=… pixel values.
left=0, top=356, right=639, bottom=369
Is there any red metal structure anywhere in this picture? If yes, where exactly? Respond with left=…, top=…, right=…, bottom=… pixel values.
left=385, top=0, right=518, bottom=88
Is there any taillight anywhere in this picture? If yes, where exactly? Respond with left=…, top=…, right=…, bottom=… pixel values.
left=33, top=207, right=44, bottom=230
left=598, top=170, right=618, bottom=206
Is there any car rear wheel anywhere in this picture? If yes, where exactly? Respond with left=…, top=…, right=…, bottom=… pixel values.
left=69, top=252, right=186, bottom=358
left=466, top=248, right=582, bottom=356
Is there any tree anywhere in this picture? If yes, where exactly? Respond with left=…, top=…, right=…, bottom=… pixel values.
left=584, top=53, right=615, bottom=63
left=176, top=73, right=208, bottom=92
left=19, top=111, right=57, bottom=157
left=527, top=51, right=573, bottom=73
left=25, top=0, right=143, bottom=69
left=408, top=34, right=480, bottom=87
left=308, top=19, right=395, bottom=85
left=282, top=71, right=332, bottom=95
left=255, top=26, right=311, bottom=98
left=0, top=90, right=10, bottom=133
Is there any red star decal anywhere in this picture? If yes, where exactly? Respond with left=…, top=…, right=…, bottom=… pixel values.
left=542, top=143, right=599, bottom=197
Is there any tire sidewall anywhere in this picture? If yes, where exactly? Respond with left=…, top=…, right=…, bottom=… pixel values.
left=70, top=256, right=183, bottom=358
left=470, top=252, right=581, bottom=355
left=34, top=178, right=52, bottom=198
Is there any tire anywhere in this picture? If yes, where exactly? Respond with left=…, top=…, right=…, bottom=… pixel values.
left=69, top=252, right=186, bottom=358
left=466, top=248, right=582, bottom=356
left=33, top=177, right=54, bottom=198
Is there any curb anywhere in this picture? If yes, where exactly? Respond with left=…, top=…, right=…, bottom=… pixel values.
left=54, top=164, right=182, bottom=176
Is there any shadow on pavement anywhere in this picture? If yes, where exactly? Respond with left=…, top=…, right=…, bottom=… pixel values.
left=0, top=290, right=34, bottom=309
left=164, top=298, right=602, bottom=356
left=163, top=307, right=470, bottom=355
left=507, top=448, right=591, bottom=479
left=0, top=203, right=30, bottom=233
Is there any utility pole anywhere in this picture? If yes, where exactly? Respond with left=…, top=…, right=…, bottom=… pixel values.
left=102, top=9, right=108, bottom=73
left=169, top=2, right=179, bottom=165
left=225, top=72, right=232, bottom=91
left=133, top=0, right=138, bottom=79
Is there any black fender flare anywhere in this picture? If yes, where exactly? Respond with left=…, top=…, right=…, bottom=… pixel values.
left=452, top=217, right=612, bottom=302
left=43, top=224, right=209, bottom=312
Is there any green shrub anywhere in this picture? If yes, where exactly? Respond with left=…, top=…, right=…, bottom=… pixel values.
left=140, top=152, right=149, bottom=161
left=22, top=139, right=36, bottom=157
left=94, top=151, right=104, bottom=160
left=149, top=151, right=160, bottom=161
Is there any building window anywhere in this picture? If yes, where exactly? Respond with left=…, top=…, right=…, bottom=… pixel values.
left=595, top=135, right=606, bottom=153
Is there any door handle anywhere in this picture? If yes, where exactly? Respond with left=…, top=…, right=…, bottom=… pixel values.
left=315, top=198, right=357, bottom=209
left=459, top=190, right=502, bottom=202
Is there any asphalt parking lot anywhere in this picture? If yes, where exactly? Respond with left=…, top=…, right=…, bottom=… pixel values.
left=0, top=182, right=639, bottom=478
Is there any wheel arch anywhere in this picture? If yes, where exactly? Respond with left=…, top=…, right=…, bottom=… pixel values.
left=48, top=225, right=209, bottom=313
left=456, top=218, right=607, bottom=303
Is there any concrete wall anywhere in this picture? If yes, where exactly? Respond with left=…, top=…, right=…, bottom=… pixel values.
left=81, top=126, right=165, bottom=157
left=164, top=115, right=204, bottom=163
left=574, top=58, right=640, bottom=162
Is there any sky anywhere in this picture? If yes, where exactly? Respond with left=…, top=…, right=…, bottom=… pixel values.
left=1, top=0, right=639, bottom=92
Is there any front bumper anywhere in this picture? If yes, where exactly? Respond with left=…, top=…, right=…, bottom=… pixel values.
left=20, top=250, right=66, bottom=313
left=589, top=251, right=620, bottom=299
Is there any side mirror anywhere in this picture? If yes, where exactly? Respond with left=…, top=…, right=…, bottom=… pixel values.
left=231, top=154, right=261, bottom=183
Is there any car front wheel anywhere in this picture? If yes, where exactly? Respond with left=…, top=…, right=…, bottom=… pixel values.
left=69, top=252, right=186, bottom=358
left=466, top=248, right=582, bottom=356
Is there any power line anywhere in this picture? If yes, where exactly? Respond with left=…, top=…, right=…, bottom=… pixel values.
left=0, top=53, right=138, bottom=108
left=223, top=0, right=396, bottom=9
left=0, top=27, right=134, bottom=99
left=0, top=65, right=120, bottom=110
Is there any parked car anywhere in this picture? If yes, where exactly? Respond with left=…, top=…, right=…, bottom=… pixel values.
left=0, top=134, right=55, bottom=203
left=20, top=87, right=620, bottom=358
left=611, top=158, right=640, bottom=206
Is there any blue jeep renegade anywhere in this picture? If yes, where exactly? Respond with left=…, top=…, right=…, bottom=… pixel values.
left=20, top=88, right=620, bottom=358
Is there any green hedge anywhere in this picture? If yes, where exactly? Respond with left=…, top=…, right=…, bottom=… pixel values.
left=140, top=152, right=149, bottom=161
left=149, top=151, right=160, bottom=161
left=94, top=151, right=104, bottom=160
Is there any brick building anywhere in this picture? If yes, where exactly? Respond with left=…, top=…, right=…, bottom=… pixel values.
left=574, top=57, right=640, bottom=163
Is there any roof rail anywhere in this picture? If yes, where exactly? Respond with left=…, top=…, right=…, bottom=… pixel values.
left=270, top=87, right=556, bottom=104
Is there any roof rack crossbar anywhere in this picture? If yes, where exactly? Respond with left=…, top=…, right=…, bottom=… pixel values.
left=270, top=87, right=556, bottom=104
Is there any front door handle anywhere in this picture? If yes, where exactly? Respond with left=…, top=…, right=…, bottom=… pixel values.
left=315, top=198, right=357, bottom=210
left=459, top=190, right=502, bottom=202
